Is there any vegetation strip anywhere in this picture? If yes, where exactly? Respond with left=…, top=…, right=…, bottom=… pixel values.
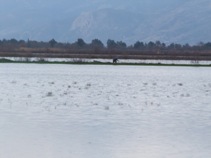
left=1, top=38, right=211, bottom=61
left=0, top=58, right=210, bottom=67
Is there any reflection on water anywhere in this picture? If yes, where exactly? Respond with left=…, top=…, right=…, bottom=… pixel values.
left=0, top=64, right=211, bottom=158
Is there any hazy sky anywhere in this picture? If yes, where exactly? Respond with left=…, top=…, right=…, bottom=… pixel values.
left=0, top=0, right=186, bottom=11
left=0, top=0, right=210, bottom=44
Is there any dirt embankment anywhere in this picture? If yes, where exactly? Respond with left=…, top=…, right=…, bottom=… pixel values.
left=0, top=48, right=211, bottom=61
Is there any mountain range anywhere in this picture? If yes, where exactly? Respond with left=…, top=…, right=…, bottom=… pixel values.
left=0, top=0, right=211, bottom=44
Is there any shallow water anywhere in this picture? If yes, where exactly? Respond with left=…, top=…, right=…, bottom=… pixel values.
left=0, top=64, right=211, bottom=158
left=2, top=56, right=211, bottom=65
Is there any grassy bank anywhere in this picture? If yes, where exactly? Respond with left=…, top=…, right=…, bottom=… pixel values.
left=0, top=58, right=211, bottom=67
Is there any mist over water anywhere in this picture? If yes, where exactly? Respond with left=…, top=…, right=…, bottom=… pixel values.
left=0, top=64, right=211, bottom=158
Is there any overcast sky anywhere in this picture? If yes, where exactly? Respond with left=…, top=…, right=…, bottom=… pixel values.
left=0, top=0, right=210, bottom=44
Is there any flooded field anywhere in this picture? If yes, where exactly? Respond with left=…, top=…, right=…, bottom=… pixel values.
left=0, top=63, right=211, bottom=158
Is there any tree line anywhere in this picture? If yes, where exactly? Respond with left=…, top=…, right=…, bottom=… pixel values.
left=0, top=38, right=211, bottom=52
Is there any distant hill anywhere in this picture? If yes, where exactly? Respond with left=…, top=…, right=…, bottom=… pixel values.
left=0, top=0, right=211, bottom=44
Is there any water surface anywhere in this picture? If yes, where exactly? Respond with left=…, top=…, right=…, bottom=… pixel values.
left=0, top=64, right=211, bottom=158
